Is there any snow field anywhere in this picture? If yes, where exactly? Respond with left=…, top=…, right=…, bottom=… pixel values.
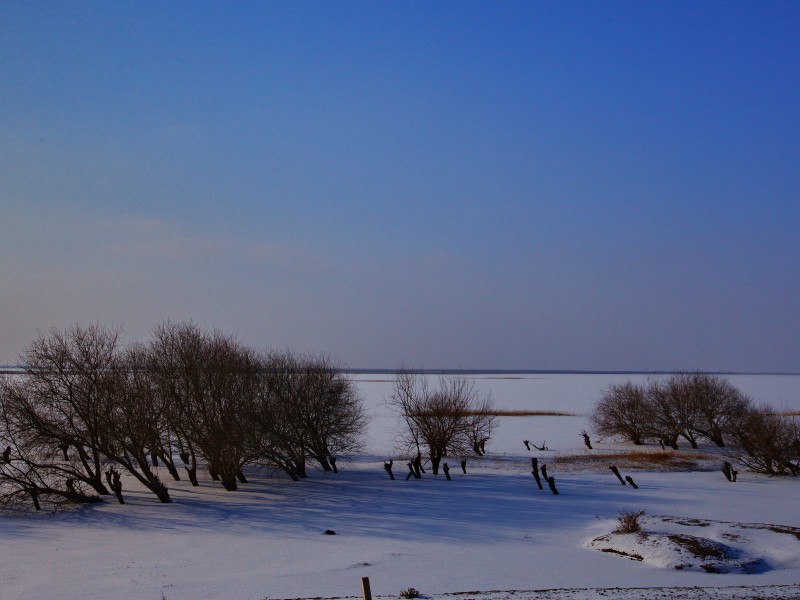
left=0, top=373, right=798, bottom=600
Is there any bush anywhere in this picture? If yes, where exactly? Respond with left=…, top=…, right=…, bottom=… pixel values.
left=400, top=588, right=421, bottom=599
left=615, top=510, right=645, bottom=534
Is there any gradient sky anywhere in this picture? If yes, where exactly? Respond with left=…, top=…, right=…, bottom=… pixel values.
left=1, top=2, right=798, bottom=371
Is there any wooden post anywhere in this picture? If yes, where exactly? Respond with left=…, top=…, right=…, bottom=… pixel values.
left=361, top=577, right=372, bottom=600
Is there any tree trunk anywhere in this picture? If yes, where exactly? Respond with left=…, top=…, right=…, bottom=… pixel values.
left=430, top=454, right=441, bottom=476
left=236, top=469, right=248, bottom=484
left=182, top=447, right=199, bottom=486
left=153, top=483, right=172, bottom=503
left=77, top=446, right=110, bottom=495
left=185, top=465, right=199, bottom=486
left=158, top=450, right=181, bottom=481
left=220, top=472, right=238, bottom=491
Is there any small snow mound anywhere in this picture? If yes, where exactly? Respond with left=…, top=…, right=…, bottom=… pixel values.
left=587, top=515, right=800, bottom=574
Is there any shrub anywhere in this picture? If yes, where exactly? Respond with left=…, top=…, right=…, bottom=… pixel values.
left=400, top=588, right=421, bottom=599
left=615, top=510, right=645, bottom=534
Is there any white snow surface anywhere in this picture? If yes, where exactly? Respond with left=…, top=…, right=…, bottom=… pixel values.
left=1, top=373, right=799, bottom=600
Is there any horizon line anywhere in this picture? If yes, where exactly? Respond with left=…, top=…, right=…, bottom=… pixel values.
left=1, top=365, right=798, bottom=377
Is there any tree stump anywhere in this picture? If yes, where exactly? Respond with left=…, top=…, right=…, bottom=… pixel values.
left=530, top=457, right=543, bottom=490
left=609, top=465, right=626, bottom=485
left=722, top=461, right=734, bottom=482
left=384, top=459, right=395, bottom=480
left=547, top=476, right=559, bottom=495
left=540, top=464, right=548, bottom=481
left=460, top=459, right=467, bottom=474
left=443, top=463, right=451, bottom=480
left=624, top=475, right=639, bottom=489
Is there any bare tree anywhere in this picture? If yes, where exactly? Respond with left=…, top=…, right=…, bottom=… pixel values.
left=97, top=345, right=172, bottom=503
left=0, top=381, right=101, bottom=510
left=391, top=371, right=496, bottom=475
left=681, top=372, right=751, bottom=447
left=251, top=352, right=367, bottom=478
left=149, top=322, right=263, bottom=491
left=723, top=406, right=799, bottom=475
left=1, top=325, right=124, bottom=496
left=590, top=381, right=652, bottom=445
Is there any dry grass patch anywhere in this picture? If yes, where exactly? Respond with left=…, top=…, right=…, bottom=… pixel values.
left=413, top=409, right=577, bottom=417
left=484, top=409, right=577, bottom=417
left=554, top=450, right=714, bottom=472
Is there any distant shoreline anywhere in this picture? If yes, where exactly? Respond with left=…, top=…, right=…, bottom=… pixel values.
left=2, top=365, right=798, bottom=376
left=342, top=368, right=800, bottom=376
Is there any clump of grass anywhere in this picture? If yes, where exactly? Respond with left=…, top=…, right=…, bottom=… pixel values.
left=615, top=510, right=645, bottom=534
left=400, top=587, right=421, bottom=599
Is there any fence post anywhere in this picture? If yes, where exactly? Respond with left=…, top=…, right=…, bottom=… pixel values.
left=361, top=577, right=372, bottom=600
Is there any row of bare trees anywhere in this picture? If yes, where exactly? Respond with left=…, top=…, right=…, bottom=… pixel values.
left=590, top=373, right=799, bottom=475
left=0, top=323, right=367, bottom=509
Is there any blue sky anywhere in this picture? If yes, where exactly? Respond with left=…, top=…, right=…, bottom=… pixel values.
left=1, top=2, right=798, bottom=371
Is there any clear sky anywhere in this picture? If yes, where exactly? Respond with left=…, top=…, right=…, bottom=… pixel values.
left=1, top=1, right=798, bottom=371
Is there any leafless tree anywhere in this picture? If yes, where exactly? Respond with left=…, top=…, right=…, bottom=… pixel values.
left=0, top=380, right=101, bottom=510
left=590, top=381, right=652, bottom=445
left=680, top=372, right=751, bottom=447
left=252, top=352, right=367, bottom=478
left=723, top=406, right=799, bottom=475
left=149, top=321, right=263, bottom=491
left=390, top=371, right=496, bottom=475
left=1, top=325, right=123, bottom=496
left=98, top=345, right=172, bottom=503
left=645, top=377, right=696, bottom=449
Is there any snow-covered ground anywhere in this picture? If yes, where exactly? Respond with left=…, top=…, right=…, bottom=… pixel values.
left=1, top=373, right=799, bottom=600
